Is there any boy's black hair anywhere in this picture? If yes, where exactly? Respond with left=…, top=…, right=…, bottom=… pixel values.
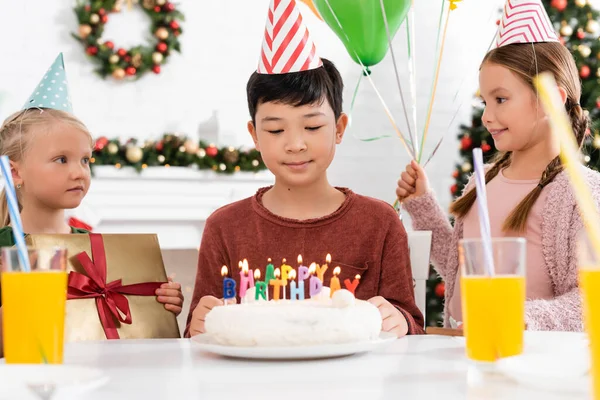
left=246, top=58, right=344, bottom=124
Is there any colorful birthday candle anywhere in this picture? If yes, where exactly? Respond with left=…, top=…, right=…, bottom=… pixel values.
left=221, top=266, right=236, bottom=304
left=265, top=258, right=276, bottom=283
left=344, top=274, right=361, bottom=295
left=330, top=266, right=341, bottom=297
left=315, top=253, right=330, bottom=281
left=269, top=268, right=284, bottom=300
left=239, top=258, right=254, bottom=299
left=254, top=269, right=267, bottom=301
left=281, top=258, right=293, bottom=281
left=308, top=262, right=322, bottom=297
left=298, top=264, right=309, bottom=282
left=288, top=270, right=304, bottom=300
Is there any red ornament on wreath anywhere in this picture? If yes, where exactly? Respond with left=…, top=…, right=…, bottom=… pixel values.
left=461, top=135, right=473, bottom=150
left=452, top=170, right=459, bottom=179
left=156, top=42, right=168, bottom=53
left=551, top=0, right=567, bottom=11
left=206, top=146, right=219, bottom=158
left=481, top=142, right=492, bottom=152
left=72, top=0, right=184, bottom=81
left=596, top=98, right=600, bottom=109
left=94, top=136, right=109, bottom=151
left=577, top=30, right=586, bottom=40
left=435, top=282, right=445, bottom=298
left=155, top=141, right=164, bottom=151
left=450, top=184, right=458, bottom=195
left=581, top=65, right=591, bottom=78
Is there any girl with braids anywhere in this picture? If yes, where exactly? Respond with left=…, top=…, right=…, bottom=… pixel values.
left=397, top=0, right=600, bottom=331
left=0, top=55, right=183, bottom=356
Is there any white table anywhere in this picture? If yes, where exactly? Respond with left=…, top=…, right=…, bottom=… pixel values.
left=49, top=332, right=587, bottom=400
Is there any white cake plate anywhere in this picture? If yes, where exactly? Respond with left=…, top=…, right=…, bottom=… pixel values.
left=191, top=332, right=397, bottom=360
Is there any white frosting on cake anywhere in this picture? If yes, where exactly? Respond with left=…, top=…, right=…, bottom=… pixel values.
left=205, top=289, right=382, bottom=347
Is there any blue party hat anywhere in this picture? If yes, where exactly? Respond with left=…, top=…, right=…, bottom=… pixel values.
left=22, top=53, right=73, bottom=113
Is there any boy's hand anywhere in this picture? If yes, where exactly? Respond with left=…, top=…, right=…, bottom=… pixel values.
left=155, top=277, right=184, bottom=316
left=189, top=296, right=236, bottom=337
left=368, top=296, right=409, bottom=338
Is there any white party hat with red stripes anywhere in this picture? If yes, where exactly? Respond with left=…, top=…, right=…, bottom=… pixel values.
left=496, top=0, right=559, bottom=48
left=258, top=0, right=323, bottom=74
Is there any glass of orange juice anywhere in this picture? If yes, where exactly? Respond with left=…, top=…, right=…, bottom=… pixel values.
left=459, top=238, right=526, bottom=364
left=577, top=233, right=600, bottom=399
left=1, top=246, right=68, bottom=364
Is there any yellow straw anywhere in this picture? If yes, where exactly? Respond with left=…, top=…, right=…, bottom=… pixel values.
left=533, top=72, right=600, bottom=259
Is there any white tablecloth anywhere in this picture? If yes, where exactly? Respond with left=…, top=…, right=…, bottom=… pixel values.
left=2, top=332, right=591, bottom=399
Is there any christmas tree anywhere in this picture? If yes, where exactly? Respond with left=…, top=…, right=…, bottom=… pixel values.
left=426, top=0, right=600, bottom=327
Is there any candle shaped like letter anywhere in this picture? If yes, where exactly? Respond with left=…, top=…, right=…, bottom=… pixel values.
left=330, top=266, right=341, bottom=297
left=238, top=259, right=254, bottom=299
left=222, top=266, right=236, bottom=304
left=344, top=274, right=361, bottom=295
left=281, top=258, right=293, bottom=281
left=315, top=253, right=330, bottom=281
left=308, top=262, right=322, bottom=298
left=288, top=269, right=304, bottom=300
left=264, top=258, right=275, bottom=301
left=254, top=269, right=267, bottom=301
left=269, top=268, right=284, bottom=300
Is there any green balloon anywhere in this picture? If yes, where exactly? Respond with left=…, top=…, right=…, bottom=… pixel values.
left=313, top=0, right=411, bottom=67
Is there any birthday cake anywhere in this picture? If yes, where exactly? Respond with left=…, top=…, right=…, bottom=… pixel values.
left=205, top=290, right=382, bottom=347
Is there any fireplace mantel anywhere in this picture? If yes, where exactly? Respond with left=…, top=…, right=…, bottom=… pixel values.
left=74, top=166, right=274, bottom=250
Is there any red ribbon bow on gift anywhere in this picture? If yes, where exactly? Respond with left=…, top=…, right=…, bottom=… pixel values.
left=67, top=233, right=165, bottom=339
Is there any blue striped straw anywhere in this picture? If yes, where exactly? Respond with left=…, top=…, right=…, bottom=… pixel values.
left=0, top=155, right=31, bottom=272
left=472, top=148, right=495, bottom=276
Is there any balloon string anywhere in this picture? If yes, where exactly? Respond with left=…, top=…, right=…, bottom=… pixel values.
left=418, top=0, right=451, bottom=162
left=321, top=0, right=416, bottom=159
left=406, top=2, right=419, bottom=159
left=379, top=0, right=417, bottom=158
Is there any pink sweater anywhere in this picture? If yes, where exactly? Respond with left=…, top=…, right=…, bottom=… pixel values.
left=403, top=167, right=600, bottom=331
left=448, top=169, right=555, bottom=321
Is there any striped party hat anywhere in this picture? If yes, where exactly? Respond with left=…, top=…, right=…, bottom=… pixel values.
left=496, top=0, right=559, bottom=48
left=22, top=53, right=73, bottom=113
left=258, top=0, right=323, bottom=74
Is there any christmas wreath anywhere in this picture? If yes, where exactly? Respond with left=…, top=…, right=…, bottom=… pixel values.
left=92, top=133, right=267, bottom=174
left=72, top=0, right=184, bottom=80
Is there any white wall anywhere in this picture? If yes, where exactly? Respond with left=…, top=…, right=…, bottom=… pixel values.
left=0, top=0, right=506, bottom=212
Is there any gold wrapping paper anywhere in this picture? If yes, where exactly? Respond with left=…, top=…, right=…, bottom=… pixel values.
left=25, top=233, right=180, bottom=341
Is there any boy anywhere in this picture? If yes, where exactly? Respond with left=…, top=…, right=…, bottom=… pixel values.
left=185, top=0, right=424, bottom=338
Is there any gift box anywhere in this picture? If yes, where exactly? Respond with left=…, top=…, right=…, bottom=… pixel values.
left=25, top=233, right=180, bottom=341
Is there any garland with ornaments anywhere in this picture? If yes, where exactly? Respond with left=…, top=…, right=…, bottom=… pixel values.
left=92, top=133, right=266, bottom=174
left=72, top=0, right=184, bottom=80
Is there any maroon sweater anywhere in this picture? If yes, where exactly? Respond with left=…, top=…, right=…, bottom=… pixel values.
left=184, top=187, right=424, bottom=336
